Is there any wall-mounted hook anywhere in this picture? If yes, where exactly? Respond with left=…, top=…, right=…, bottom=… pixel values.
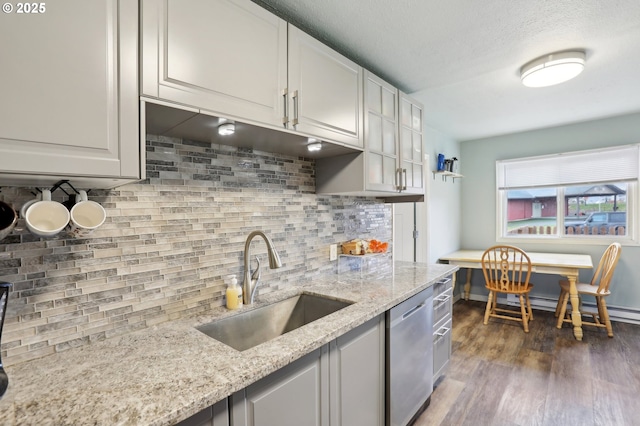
left=58, top=186, right=71, bottom=197
left=65, top=181, right=83, bottom=195
left=50, top=180, right=71, bottom=195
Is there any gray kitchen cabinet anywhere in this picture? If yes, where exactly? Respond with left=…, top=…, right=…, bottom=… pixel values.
left=315, top=71, right=424, bottom=199
left=0, top=0, right=141, bottom=189
left=329, top=315, right=385, bottom=426
left=141, top=0, right=288, bottom=129
left=231, top=346, right=330, bottom=426
left=286, top=26, right=363, bottom=148
left=229, top=315, right=383, bottom=426
left=141, top=0, right=362, bottom=148
left=177, top=399, right=230, bottom=426
left=433, top=276, right=453, bottom=384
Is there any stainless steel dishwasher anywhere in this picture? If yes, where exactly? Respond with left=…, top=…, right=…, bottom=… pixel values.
left=386, top=286, right=434, bottom=426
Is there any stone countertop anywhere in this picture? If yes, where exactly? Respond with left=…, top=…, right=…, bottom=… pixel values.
left=0, top=261, right=457, bottom=426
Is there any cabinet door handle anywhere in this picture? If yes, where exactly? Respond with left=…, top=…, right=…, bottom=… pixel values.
left=434, top=294, right=451, bottom=304
left=435, top=326, right=450, bottom=338
left=402, top=168, right=408, bottom=191
left=395, top=168, right=402, bottom=192
left=291, top=90, right=299, bottom=127
left=281, top=88, right=288, bottom=127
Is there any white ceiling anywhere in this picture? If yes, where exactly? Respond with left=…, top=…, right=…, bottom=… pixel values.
left=253, top=0, right=640, bottom=141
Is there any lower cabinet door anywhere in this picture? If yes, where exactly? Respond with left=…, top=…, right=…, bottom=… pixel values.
left=231, top=346, right=329, bottom=426
left=433, top=318, right=452, bottom=383
left=329, top=315, right=385, bottom=426
left=433, top=287, right=453, bottom=326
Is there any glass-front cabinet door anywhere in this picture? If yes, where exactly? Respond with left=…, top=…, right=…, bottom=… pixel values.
left=365, top=71, right=399, bottom=192
left=365, top=71, right=424, bottom=194
left=399, top=92, right=424, bottom=194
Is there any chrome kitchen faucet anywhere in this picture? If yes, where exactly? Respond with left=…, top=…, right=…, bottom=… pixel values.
left=242, top=231, right=282, bottom=305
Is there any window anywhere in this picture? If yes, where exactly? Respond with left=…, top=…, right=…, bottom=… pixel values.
left=497, top=145, right=639, bottom=243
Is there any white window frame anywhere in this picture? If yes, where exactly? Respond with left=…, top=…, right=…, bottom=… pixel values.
left=496, top=144, right=640, bottom=246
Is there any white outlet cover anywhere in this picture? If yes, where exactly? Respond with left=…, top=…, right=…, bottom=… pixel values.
left=329, top=244, right=338, bottom=261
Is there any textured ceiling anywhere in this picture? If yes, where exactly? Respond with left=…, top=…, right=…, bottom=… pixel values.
left=253, top=0, right=640, bottom=141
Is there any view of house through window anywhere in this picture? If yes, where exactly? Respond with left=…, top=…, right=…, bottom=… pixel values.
left=497, top=144, right=638, bottom=241
left=506, top=188, right=558, bottom=236
left=506, top=183, right=628, bottom=237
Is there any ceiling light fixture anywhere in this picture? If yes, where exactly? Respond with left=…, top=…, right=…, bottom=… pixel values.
left=307, top=140, right=322, bottom=152
left=217, top=122, right=235, bottom=136
left=520, top=50, right=586, bottom=88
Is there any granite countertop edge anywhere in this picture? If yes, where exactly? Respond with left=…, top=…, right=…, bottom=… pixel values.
left=0, top=261, right=458, bottom=426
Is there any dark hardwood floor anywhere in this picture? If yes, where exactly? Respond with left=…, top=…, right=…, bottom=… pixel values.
left=415, top=300, right=640, bottom=426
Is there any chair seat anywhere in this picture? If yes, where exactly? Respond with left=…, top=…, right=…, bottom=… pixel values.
left=559, top=279, right=611, bottom=296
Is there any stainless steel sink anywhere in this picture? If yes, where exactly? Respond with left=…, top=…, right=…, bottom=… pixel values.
left=197, top=294, right=353, bottom=351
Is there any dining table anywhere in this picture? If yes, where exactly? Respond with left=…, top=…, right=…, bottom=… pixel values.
left=439, top=249, right=594, bottom=341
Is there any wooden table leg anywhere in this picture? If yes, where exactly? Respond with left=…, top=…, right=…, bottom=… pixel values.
left=568, top=275, right=583, bottom=341
left=464, top=268, right=472, bottom=301
left=452, top=271, right=457, bottom=296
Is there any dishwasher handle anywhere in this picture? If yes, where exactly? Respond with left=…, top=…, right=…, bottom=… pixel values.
left=403, top=302, right=425, bottom=319
left=390, top=301, right=427, bottom=328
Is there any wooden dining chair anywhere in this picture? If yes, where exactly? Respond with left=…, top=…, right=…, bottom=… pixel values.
left=481, top=245, right=534, bottom=332
left=555, top=242, right=622, bottom=337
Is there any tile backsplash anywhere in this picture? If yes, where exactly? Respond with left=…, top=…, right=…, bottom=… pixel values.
left=0, top=135, right=391, bottom=366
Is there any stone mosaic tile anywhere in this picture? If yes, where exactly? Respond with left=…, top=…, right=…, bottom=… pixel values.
left=0, top=136, right=391, bottom=366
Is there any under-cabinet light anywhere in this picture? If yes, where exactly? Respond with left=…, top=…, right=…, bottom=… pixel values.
left=307, top=141, right=322, bottom=152
left=217, top=122, right=235, bottom=136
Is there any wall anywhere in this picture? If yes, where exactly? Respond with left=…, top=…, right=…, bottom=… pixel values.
left=459, top=112, right=640, bottom=310
left=0, top=135, right=391, bottom=366
left=424, top=126, right=461, bottom=264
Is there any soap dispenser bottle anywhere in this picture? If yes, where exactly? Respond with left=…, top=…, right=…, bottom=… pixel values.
left=225, top=275, right=242, bottom=310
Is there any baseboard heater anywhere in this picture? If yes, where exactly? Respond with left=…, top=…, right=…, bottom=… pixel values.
left=461, top=293, right=640, bottom=325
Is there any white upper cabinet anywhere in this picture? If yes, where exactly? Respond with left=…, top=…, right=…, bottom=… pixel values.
left=141, top=0, right=288, bottom=129
left=315, top=71, right=424, bottom=199
left=398, top=91, right=424, bottom=194
left=0, top=0, right=141, bottom=189
left=365, top=72, right=400, bottom=192
left=287, top=26, right=363, bottom=147
left=141, top=0, right=363, bottom=148
left=365, top=72, right=424, bottom=194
